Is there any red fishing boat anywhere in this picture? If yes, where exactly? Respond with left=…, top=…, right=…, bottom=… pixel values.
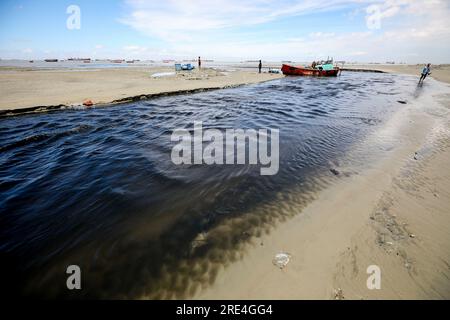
left=281, top=64, right=340, bottom=77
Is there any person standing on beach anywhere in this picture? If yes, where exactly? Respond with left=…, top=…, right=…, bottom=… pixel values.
left=198, top=56, right=202, bottom=70
left=419, top=63, right=431, bottom=83
left=258, top=60, right=262, bottom=73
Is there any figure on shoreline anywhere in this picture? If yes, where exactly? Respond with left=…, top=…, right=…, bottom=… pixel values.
left=198, top=56, right=202, bottom=70
left=258, top=60, right=262, bottom=73
left=419, top=63, right=431, bottom=84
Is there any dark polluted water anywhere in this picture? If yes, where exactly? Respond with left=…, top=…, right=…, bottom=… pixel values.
left=0, top=72, right=417, bottom=298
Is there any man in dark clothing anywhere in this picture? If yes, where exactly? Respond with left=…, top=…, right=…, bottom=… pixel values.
left=198, top=56, right=202, bottom=70
left=258, top=60, right=262, bottom=73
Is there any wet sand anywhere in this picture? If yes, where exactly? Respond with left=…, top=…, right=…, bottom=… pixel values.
left=0, top=66, right=282, bottom=112
left=194, top=77, right=450, bottom=299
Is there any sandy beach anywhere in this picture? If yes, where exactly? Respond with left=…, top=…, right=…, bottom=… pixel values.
left=193, top=75, right=450, bottom=300
left=3, top=0, right=450, bottom=308
left=1, top=64, right=449, bottom=115
left=1, top=63, right=449, bottom=300
left=0, top=66, right=282, bottom=113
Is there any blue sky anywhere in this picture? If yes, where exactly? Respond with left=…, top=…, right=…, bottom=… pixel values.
left=0, top=0, right=449, bottom=62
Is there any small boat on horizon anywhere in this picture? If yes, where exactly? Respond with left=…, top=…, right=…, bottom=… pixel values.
left=281, top=64, right=340, bottom=77
left=68, top=58, right=91, bottom=62
left=44, top=59, right=58, bottom=63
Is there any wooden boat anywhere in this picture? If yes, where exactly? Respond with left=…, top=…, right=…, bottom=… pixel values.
left=281, top=64, right=340, bottom=77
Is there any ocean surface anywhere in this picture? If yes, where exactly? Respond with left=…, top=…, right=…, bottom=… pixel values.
left=0, top=59, right=266, bottom=71
left=0, top=72, right=420, bottom=298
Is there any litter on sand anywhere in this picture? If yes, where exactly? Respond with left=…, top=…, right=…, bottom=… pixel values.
left=83, top=99, right=94, bottom=107
left=175, top=63, right=195, bottom=71
left=151, top=72, right=176, bottom=78
left=272, top=252, right=291, bottom=269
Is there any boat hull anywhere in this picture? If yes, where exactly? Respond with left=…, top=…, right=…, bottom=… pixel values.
left=281, top=64, right=340, bottom=77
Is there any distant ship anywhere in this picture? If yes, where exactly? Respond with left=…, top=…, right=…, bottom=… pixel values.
left=68, top=58, right=91, bottom=61
left=44, top=59, right=58, bottom=62
left=68, top=58, right=91, bottom=63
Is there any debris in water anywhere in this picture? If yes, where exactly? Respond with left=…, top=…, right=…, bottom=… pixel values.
left=272, top=252, right=291, bottom=269
left=83, top=99, right=94, bottom=107
left=397, top=100, right=407, bottom=104
left=330, top=168, right=340, bottom=176
left=190, top=232, right=208, bottom=252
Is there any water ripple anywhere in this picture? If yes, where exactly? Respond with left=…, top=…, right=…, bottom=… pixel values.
left=0, top=72, right=414, bottom=298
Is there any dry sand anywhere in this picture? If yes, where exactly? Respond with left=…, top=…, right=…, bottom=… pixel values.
left=193, top=77, right=450, bottom=300
left=0, top=66, right=282, bottom=112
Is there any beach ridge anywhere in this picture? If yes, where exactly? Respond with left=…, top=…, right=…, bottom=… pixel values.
left=0, top=78, right=278, bottom=117
left=0, top=67, right=283, bottom=115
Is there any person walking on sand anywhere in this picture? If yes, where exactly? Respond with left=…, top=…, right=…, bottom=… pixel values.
left=198, top=56, right=202, bottom=70
left=258, top=60, right=262, bottom=74
left=419, top=63, right=431, bottom=83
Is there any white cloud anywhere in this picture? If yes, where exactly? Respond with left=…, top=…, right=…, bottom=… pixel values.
left=350, top=51, right=368, bottom=56
left=120, top=0, right=366, bottom=40
left=117, top=0, right=450, bottom=62
left=309, top=32, right=336, bottom=38
left=3, top=0, right=448, bottom=63
left=123, top=45, right=143, bottom=51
